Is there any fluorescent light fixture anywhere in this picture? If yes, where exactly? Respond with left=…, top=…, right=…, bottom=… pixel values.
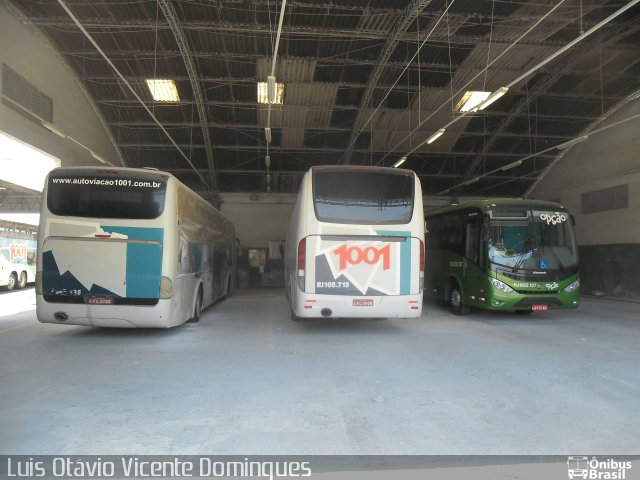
left=267, top=76, right=276, bottom=103
left=454, top=91, right=491, bottom=112
left=265, top=127, right=272, bottom=144
left=474, top=86, right=509, bottom=111
left=42, top=121, right=66, bottom=138
left=0, top=132, right=60, bottom=192
left=501, top=160, right=522, bottom=171
left=146, top=79, right=180, bottom=102
left=427, top=128, right=446, bottom=145
left=556, top=135, right=589, bottom=149
left=258, top=81, right=285, bottom=104
left=393, top=156, right=407, bottom=168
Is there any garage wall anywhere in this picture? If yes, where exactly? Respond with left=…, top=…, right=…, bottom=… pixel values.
left=0, top=5, right=120, bottom=167
left=530, top=97, right=640, bottom=299
left=219, top=193, right=296, bottom=248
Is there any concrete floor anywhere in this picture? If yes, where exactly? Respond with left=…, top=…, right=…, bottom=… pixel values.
left=0, top=288, right=639, bottom=455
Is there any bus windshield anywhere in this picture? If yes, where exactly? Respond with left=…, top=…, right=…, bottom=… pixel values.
left=47, top=171, right=167, bottom=219
left=313, top=169, right=414, bottom=224
left=488, top=210, right=577, bottom=271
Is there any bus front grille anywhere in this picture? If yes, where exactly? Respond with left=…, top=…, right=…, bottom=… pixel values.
left=514, top=297, right=563, bottom=308
left=514, top=289, right=559, bottom=295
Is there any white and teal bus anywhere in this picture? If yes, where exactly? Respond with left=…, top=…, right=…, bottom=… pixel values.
left=284, top=166, right=425, bottom=320
left=36, top=167, right=235, bottom=328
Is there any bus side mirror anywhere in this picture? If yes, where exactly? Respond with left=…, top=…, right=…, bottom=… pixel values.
left=570, top=215, right=576, bottom=226
left=482, top=216, right=490, bottom=241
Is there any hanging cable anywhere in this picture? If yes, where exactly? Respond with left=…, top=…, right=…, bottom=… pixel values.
left=379, top=0, right=640, bottom=167
left=437, top=93, right=640, bottom=196
left=264, top=0, right=287, bottom=193
left=376, top=0, right=567, bottom=166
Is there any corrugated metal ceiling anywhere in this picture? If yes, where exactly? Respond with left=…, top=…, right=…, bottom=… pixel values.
left=6, top=0, right=640, bottom=196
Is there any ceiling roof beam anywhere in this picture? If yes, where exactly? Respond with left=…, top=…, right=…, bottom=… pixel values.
left=110, top=121, right=589, bottom=139
left=157, top=0, right=217, bottom=191
left=119, top=143, right=555, bottom=158
left=32, top=17, right=638, bottom=50
left=461, top=20, right=640, bottom=183
left=162, top=167, right=539, bottom=181
left=342, top=0, right=432, bottom=165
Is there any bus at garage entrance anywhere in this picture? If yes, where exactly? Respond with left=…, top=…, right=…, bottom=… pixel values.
left=36, top=167, right=236, bottom=328
left=425, top=198, right=580, bottom=314
left=0, top=220, right=37, bottom=291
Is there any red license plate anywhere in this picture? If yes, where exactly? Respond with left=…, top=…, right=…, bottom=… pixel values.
left=86, top=296, right=114, bottom=305
left=531, top=304, right=548, bottom=311
left=353, top=299, right=374, bottom=307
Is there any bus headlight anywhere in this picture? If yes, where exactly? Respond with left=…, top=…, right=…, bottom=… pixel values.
left=491, top=278, right=513, bottom=294
left=564, top=279, right=580, bottom=293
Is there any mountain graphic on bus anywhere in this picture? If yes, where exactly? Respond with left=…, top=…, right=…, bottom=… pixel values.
left=41, top=225, right=163, bottom=301
left=42, top=250, right=120, bottom=297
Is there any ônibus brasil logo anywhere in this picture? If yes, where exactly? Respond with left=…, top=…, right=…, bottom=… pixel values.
left=567, top=456, right=632, bottom=479
left=333, top=244, right=390, bottom=271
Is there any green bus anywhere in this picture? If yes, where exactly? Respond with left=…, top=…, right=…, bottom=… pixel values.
left=425, top=199, right=580, bottom=314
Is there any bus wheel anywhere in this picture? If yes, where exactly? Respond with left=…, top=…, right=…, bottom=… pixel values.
left=516, top=310, right=533, bottom=315
left=449, top=285, right=470, bottom=315
left=188, top=287, right=203, bottom=323
left=18, top=272, right=27, bottom=289
left=291, top=311, right=304, bottom=322
left=5, top=273, right=17, bottom=291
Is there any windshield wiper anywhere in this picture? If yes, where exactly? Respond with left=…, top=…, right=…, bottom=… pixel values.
left=511, top=234, right=535, bottom=273
left=512, top=249, right=529, bottom=273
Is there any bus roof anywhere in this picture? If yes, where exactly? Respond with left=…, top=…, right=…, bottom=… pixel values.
left=310, top=165, right=415, bottom=176
left=50, top=165, right=173, bottom=179
left=425, top=198, right=567, bottom=217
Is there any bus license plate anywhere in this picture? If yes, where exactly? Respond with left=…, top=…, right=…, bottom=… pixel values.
left=531, top=304, right=548, bottom=311
left=353, top=299, right=373, bottom=307
left=86, top=296, right=114, bottom=305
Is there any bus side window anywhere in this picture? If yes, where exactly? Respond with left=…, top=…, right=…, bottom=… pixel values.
left=465, top=221, right=480, bottom=265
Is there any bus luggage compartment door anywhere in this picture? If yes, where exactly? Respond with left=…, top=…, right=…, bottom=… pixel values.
left=42, top=230, right=163, bottom=303
left=308, top=233, right=420, bottom=296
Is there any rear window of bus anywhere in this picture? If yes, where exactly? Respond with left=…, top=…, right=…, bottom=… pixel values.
left=47, top=171, right=167, bottom=219
left=313, top=169, right=414, bottom=224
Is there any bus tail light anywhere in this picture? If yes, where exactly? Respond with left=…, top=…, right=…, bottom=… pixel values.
left=35, top=271, right=43, bottom=295
left=297, top=238, right=306, bottom=291
left=160, top=276, right=173, bottom=299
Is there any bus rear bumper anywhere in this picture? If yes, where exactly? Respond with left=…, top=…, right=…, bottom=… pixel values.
left=293, top=290, right=423, bottom=318
left=36, top=297, right=178, bottom=328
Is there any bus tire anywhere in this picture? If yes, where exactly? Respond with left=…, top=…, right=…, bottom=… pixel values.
left=188, top=286, right=203, bottom=323
left=291, top=311, right=304, bottom=322
left=516, top=310, right=533, bottom=315
left=4, top=272, right=17, bottom=291
left=18, top=272, right=27, bottom=289
left=449, top=284, right=470, bottom=315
